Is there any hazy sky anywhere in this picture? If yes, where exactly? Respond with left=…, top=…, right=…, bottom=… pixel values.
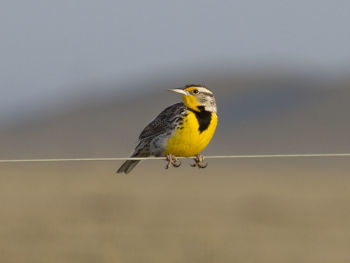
left=1, top=0, right=350, bottom=123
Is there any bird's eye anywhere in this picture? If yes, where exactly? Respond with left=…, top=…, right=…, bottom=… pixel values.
left=193, top=89, right=199, bottom=94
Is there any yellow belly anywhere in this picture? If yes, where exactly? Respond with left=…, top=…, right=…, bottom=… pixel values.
left=164, top=111, right=218, bottom=157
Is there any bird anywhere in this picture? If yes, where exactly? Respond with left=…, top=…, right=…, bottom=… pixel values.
left=117, top=84, right=218, bottom=174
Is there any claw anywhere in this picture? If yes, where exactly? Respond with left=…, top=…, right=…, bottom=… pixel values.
left=191, top=154, right=208, bottom=169
left=165, top=154, right=182, bottom=169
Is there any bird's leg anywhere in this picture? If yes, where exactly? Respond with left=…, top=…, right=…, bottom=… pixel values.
left=165, top=154, right=181, bottom=169
left=191, top=154, right=208, bottom=168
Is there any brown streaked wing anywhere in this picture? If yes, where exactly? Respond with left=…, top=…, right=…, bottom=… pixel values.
left=138, top=103, right=186, bottom=140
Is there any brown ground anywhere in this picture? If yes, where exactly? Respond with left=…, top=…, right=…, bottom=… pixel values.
left=1, top=159, right=350, bottom=263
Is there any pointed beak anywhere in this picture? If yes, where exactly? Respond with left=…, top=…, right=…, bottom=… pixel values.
left=168, top=88, right=189, bottom=95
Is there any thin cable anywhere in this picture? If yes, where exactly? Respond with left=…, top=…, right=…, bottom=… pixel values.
left=0, top=153, right=350, bottom=163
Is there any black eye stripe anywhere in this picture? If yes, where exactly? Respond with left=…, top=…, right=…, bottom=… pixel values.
left=191, top=90, right=213, bottom=96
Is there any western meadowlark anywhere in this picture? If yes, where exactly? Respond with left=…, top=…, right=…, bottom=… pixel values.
left=117, top=84, right=218, bottom=174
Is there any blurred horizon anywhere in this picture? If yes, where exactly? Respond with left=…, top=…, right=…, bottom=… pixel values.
left=1, top=62, right=350, bottom=128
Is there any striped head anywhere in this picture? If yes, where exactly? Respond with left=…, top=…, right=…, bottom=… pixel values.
left=169, top=84, right=217, bottom=113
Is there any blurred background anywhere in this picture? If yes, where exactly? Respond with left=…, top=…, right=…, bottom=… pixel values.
left=1, top=0, right=350, bottom=262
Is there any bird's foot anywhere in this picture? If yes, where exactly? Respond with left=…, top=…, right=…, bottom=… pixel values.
left=191, top=154, right=208, bottom=168
left=165, top=154, right=181, bottom=169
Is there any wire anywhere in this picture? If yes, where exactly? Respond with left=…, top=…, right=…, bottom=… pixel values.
left=0, top=153, right=350, bottom=163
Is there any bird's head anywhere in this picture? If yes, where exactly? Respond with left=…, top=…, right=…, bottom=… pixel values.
left=169, top=84, right=217, bottom=113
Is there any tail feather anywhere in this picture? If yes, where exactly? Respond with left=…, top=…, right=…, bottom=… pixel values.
left=116, top=160, right=141, bottom=174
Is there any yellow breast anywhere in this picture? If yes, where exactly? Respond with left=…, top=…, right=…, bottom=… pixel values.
left=164, top=111, right=218, bottom=157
